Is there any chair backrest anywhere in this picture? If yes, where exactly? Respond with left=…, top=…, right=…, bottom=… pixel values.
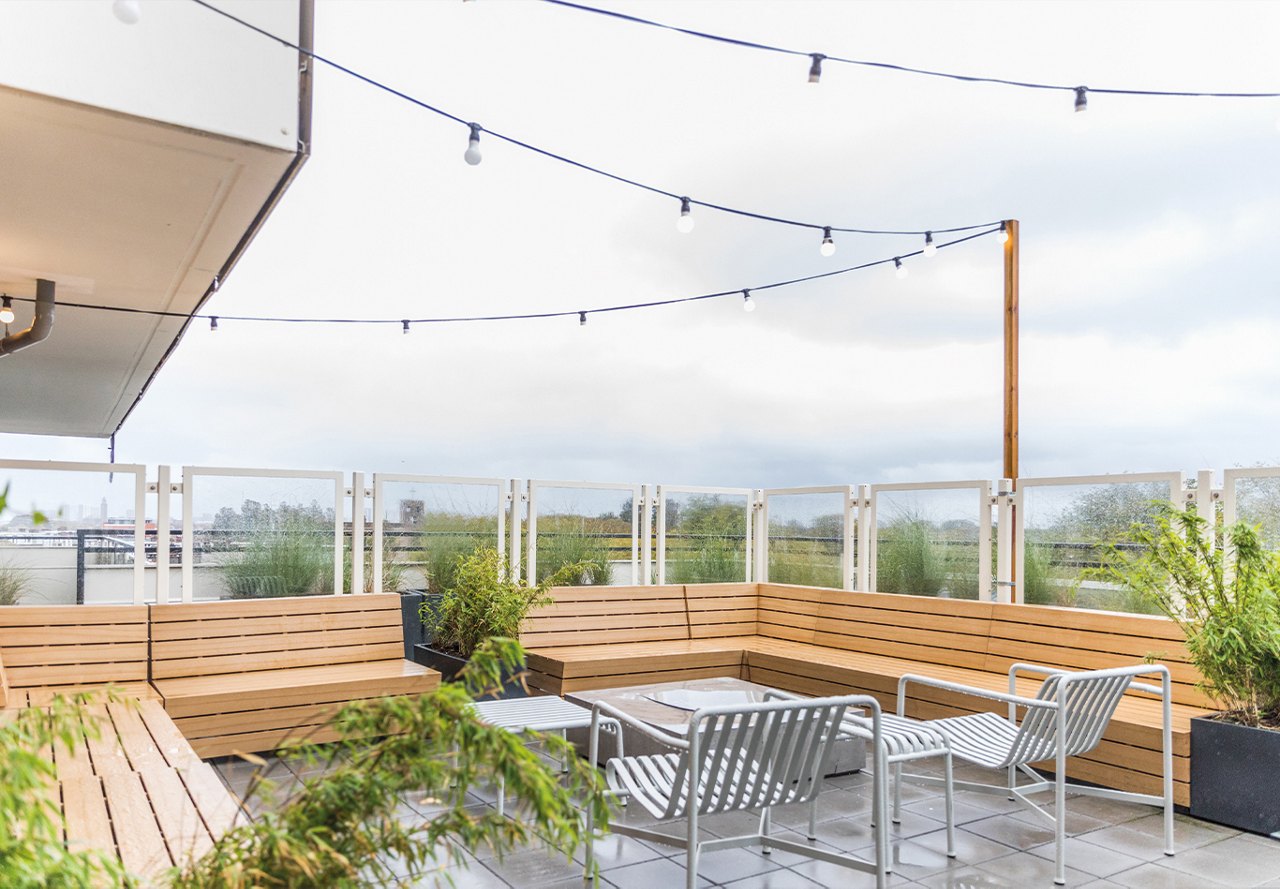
left=1007, top=669, right=1137, bottom=766
left=660, top=696, right=853, bottom=819
left=149, top=594, right=406, bottom=680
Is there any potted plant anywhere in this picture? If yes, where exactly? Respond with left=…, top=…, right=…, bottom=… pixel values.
left=414, top=547, right=582, bottom=698
left=1094, top=504, right=1280, bottom=834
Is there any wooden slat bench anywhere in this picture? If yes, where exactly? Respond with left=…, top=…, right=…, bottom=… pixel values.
left=149, top=593, right=440, bottom=757
left=0, top=605, right=239, bottom=884
left=522, top=582, right=1214, bottom=806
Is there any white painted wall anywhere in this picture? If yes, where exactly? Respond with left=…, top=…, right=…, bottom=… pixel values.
left=0, top=0, right=301, bottom=151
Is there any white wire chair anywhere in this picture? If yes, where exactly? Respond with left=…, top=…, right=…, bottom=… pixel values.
left=898, top=662, right=1175, bottom=886
left=585, top=693, right=888, bottom=889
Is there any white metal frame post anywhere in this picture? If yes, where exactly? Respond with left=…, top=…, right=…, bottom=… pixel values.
left=153, top=465, right=171, bottom=603
left=641, top=484, right=654, bottom=585
left=867, top=480, right=993, bottom=599
left=653, top=484, right=753, bottom=586
left=180, top=466, right=346, bottom=603
left=1221, top=466, right=1280, bottom=529
left=0, top=459, right=149, bottom=605
left=508, top=479, right=524, bottom=583
left=758, top=485, right=856, bottom=589
left=527, top=479, right=642, bottom=586
left=1012, top=471, right=1184, bottom=605
left=350, top=472, right=366, bottom=593
left=370, top=474, right=509, bottom=593
left=855, top=485, right=871, bottom=591
left=994, top=478, right=1014, bottom=603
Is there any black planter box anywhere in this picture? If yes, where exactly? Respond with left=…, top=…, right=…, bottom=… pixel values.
left=412, top=644, right=529, bottom=699
left=399, top=591, right=427, bottom=660
left=1191, top=715, right=1280, bottom=836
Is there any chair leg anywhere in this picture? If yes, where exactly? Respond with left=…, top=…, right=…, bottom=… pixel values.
left=943, top=752, right=956, bottom=858
left=892, top=760, right=902, bottom=824
left=1053, top=766, right=1066, bottom=886
left=761, top=807, right=773, bottom=853
left=687, top=804, right=700, bottom=889
left=806, top=789, right=818, bottom=841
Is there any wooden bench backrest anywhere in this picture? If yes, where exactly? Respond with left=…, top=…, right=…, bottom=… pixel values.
left=685, top=583, right=758, bottom=639
left=0, top=651, right=8, bottom=707
left=986, top=603, right=1210, bottom=708
left=149, top=594, right=406, bottom=680
left=0, top=604, right=150, bottom=689
left=759, top=584, right=995, bottom=671
left=522, top=585, right=690, bottom=649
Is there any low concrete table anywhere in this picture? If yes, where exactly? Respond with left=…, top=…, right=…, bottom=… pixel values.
left=566, top=677, right=866, bottom=775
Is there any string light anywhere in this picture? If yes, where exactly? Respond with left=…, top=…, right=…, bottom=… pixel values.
left=999, top=221, right=1009, bottom=244
left=1074, top=86, right=1089, bottom=113
left=464, top=123, right=483, bottom=165
left=819, top=227, right=836, bottom=257
left=0, top=296, right=13, bottom=325
left=112, top=0, right=141, bottom=25
left=579, top=311, right=587, bottom=326
left=209, top=316, right=218, bottom=332
left=808, top=53, right=824, bottom=84
left=188, top=0, right=993, bottom=242
left=542, top=1, right=1280, bottom=105
left=923, top=231, right=937, bottom=257
left=742, top=289, right=756, bottom=312
left=676, top=196, right=695, bottom=233
left=402, top=319, right=410, bottom=334
left=894, top=257, right=908, bottom=279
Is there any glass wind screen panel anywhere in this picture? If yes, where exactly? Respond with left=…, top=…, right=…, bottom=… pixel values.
left=875, top=488, right=981, bottom=600
left=1231, top=475, right=1280, bottom=550
left=376, top=481, right=501, bottom=594
left=1020, top=481, right=1171, bottom=614
left=534, top=487, right=633, bottom=586
left=0, top=468, right=142, bottom=605
left=190, top=475, right=337, bottom=601
left=767, top=493, right=844, bottom=589
left=663, top=492, right=749, bottom=584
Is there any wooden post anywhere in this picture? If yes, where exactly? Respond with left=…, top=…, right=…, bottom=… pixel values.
left=1003, top=220, right=1019, bottom=482
left=1003, top=220, right=1020, bottom=601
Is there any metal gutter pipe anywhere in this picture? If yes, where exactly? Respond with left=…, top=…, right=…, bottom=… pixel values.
left=0, top=278, right=55, bottom=358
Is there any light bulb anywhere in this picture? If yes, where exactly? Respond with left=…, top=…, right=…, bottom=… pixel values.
left=819, top=226, right=836, bottom=257
left=999, top=221, right=1010, bottom=244
left=0, top=296, right=13, bottom=325
left=923, top=231, right=937, bottom=257
left=209, top=316, right=218, bottom=332
left=742, top=290, right=755, bottom=312
left=579, top=311, right=587, bottom=326
left=464, top=123, right=482, bottom=166
left=808, top=53, right=824, bottom=84
left=894, top=257, right=908, bottom=279
left=1074, top=86, right=1088, bottom=113
left=112, top=0, right=141, bottom=25
left=402, top=320, right=410, bottom=335
left=676, top=197, right=694, bottom=233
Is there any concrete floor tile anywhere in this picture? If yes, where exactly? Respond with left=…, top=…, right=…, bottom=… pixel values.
left=974, top=850, right=1097, bottom=887
left=1026, top=836, right=1147, bottom=878
left=480, top=846, right=583, bottom=887
left=601, top=856, right=714, bottom=889
left=1148, top=833, right=1280, bottom=886
left=963, top=813, right=1056, bottom=850
left=1106, top=861, right=1236, bottom=889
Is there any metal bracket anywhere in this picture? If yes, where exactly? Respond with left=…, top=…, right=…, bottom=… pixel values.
left=146, top=482, right=158, bottom=493
left=169, top=483, right=183, bottom=494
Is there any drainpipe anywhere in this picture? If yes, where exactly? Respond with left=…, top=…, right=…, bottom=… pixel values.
left=0, top=279, right=56, bottom=358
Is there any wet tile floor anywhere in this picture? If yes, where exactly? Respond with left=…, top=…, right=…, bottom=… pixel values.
left=211, top=754, right=1280, bottom=888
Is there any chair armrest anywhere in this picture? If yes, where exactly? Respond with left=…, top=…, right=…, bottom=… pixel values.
left=898, top=672, right=1057, bottom=713
left=590, top=700, right=689, bottom=752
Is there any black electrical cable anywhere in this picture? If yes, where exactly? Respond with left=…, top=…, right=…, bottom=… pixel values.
left=542, top=0, right=1280, bottom=99
left=4, top=229, right=1000, bottom=326
left=187, top=0, right=996, bottom=236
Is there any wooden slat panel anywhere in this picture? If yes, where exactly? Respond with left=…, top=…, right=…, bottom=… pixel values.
left=154, top=641, right=407, bottom=679
left=149, top=593, right=401, bottom=622
left=0, top=651, right=8, bottom=709
left=187, top=724, right=346, bottom=759
left=150, top=607, right=394, bottom=641
left=21, top=682, right=158, bottom=707
left=0, top=604, right=148, bottom=627
left=101, top=770, right=173, bottom=879
left=137, top=699, right=204, bottom=770
left=61, top=777, right=115, bottom=860
left=177, top=762, right=242, bottom=839
left=83, top=705, right=134, bottom=781
left=151, top=625, right=402, bottom=664
left=989, top=602, right=1185, bottom=641
left=1, top=642, right=150, bottom=668
left=174, top=700, right=342, bottom=739
left=107, top=701, right=167, bottom=774
left=0, top=625, right=148, bottom=646
left=6, top=662, right=148, bottom=687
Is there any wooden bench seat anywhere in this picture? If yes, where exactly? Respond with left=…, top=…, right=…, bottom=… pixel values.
left=150, top=594, right=440, bottom=757
left=522, top=582, right=1214, bottom=806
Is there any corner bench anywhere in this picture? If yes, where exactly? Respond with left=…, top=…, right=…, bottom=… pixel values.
left=149, top=593, right=440, bottom=757
left=522, top=582, right=1214, bottom=806
left=0, top=605, right=238, bottom=884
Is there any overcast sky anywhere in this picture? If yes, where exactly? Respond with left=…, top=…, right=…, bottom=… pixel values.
left=4, top=0, right=1279, bottom=490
